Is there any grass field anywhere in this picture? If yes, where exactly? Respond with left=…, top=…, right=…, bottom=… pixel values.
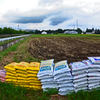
left=0, top=34, right=100, bottom=100
left=1, top=81, right=100, bottom=100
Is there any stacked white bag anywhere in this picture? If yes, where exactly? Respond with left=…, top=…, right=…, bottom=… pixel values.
left=37, top=59, right=58, bottom=91
left=54, top=60, right=74, bottom=95
left=69, top=62, right=88, bottom=92
left=83, top=57, right=100, bottom=90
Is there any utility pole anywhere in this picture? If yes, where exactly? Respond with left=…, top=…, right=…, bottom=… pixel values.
left=18, top=25, right=19, bottom=30
left=76, top=20, right=78, bottom=29
left=73, top=25, right=75, bottom=30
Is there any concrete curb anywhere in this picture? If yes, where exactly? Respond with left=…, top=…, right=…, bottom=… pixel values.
left=0, top=37, right=26, bottom=52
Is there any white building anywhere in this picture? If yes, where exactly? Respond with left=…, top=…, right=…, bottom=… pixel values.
left=64, top=31, right=78, bottom=34
left=41, top=31, right=47, bottom=34
left=86, top=32, right=92, bottom=34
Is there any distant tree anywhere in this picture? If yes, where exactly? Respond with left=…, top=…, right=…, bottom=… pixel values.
left=77, top=28, right=82, bottom=34
left=46, top=30, right=52, bottom=34
left=92, top=28, right=94, bottom=31
left=86, top=28, right=92, bottom=32
left=56, top=28, right=64, bottom=33
left=0, top=28, right=3, bottom=34
left=54, top=32, right=58, bottom=34
left=2, top=27, right=8, bottom=34
left=95, top=29, right=100, bottom=34
left=35, top=30, right=41, bottom=34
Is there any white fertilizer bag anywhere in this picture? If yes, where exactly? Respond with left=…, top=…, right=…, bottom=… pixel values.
left=83, top=59, right=100, bottom=90
left=83, top=60, right=100, bottom=69
left=59, top=87, right=74, bottom=95
left=54, top=71, right=71, bottom=80
left=58, top=82, right=74, bottom=88
left=40, top=77, right=55, bottom=83
left=54, top=60, right=70, bottom=76
left=37, top=59, right=58, bottom=91
left=54, top=60, right=74, bottom=95
left=69, top=61, right=88, bottom=92
left=69, top=62, right=88, bottom=71
left=58, top=91, right=73, bottom=95
left=56, top=75, right=73, bottom=83
left=42, top=83, right=58, bottom=89
left=73, top=77, right=87, bottom=83
left=88, top=57, right=100, bottom=64
left=57, top=80, right=73, bottom=84
left=37, top=59, right=54, bottom=78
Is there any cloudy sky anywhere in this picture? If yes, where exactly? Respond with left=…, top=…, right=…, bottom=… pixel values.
left=0, top=0, right=100, bottom=30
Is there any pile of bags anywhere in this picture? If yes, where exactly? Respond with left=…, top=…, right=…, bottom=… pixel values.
left=5, top=62, right=18, bottom=84
left=0, top=70, right=6, bottom=82
left=54, top=60, right=74, bottom=95
left=27, top=62, right=42, bottom=90
left=37, top=59, right=58, bottom=91
left=83, top=57, right=100, bottom=90
left=69, top=62, right=88, bottom=92
left=3, top=57, right=100, bottom=95
left=15, top=62, right=29, bottom=88
left=5, top=62, right=42, bottom=90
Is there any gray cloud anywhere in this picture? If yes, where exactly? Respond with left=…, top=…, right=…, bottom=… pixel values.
left=13, top=16, right=47, bottom=24
left=50, top=16, right=68, bottom=26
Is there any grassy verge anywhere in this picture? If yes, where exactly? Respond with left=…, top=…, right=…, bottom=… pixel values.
left=0, top=82, right=58, bottom=100
left=31, top=34, right=100, bottom=37
left=0, top=37, right=25, bottom=46
left=1, top=81, right=100, bottom=100
left=0, top=36, right=30, bottom=61
left=67, top=88, right=100, bottom=100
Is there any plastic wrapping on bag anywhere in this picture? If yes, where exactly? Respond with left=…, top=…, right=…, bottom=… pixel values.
left=72, top=69, right=87, bottom=75
left=69, top=61, right=88, bottom=91
left=38, top=59, right=57, bottom=91
left=58, top=90, right=73, bottom=95
left=73, top=73, right=87, bottom=79
left=0, top=70, right=6, bottom=82
left=75, top=87, right=88, bottom=92
left=88, top=57, right=100, bottom=64
left=59, top=87, right=74, bottom=92
left=42, top=83, right=58, bottom=89
left=69, top=62, right=88, bottom=71
left=54, top=72, right=71, bottom=80
left=37, top=59, right=54, bottom=77
left=58, top=83, right=74, bottom=87
left=74, top=81, right=87, bottom=87
left=54, top=60, right=70, bottom=76
left=54, top=60, right=74, bottom=95
left=73, top=77, right=87, bottom=83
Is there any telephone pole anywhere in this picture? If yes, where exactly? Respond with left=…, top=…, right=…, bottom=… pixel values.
left=76, top=20, right=78, bottom=29
left=18, top=25, right=19, bottom=30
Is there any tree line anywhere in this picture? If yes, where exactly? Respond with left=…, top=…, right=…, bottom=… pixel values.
left=0, top=27, right=30, bottom=35
left=86, top=28, right=100, bottom=34
left=35, top=28, right=82, bottom=34
left=0, top=27, right=83, bottom=35
left=2, top=27, right=100, bottom=35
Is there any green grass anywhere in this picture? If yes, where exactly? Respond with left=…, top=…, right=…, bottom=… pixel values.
left=1, top=81, right=100, bottom=100
left=67, top=88, right=100, bottom=100
left=0, top=36, right=30, bottom=61
left=0, top=82, right=58, bottom=100
left=31, top=34, right=100, bottom=37
left=0, top=37, right=24, bottom=46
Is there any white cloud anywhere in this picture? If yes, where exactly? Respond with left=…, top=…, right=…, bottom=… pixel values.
left=0, top=0, right=100, bottom=30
